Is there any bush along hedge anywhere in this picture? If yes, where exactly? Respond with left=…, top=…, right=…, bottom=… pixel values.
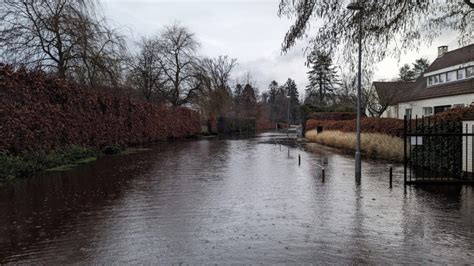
left=306, top=117, right=405, bottom=137
left=307, top=112, right=357, bottom=121
left=411, top=118, right=463, bottom=177
left=305, top=107, right=474, bottom=174
left=217, top=117, right=256, bottom=135
left=306, top=107, right=474, bottom=138
left=0, top=145, right=99, bottom=181
left=0, top=65, right=201, bottom=153
left=0, top=65, right=201, bottom=181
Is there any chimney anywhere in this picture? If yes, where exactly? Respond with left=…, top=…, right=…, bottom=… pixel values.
left=438, top=45, right=448, bottom=58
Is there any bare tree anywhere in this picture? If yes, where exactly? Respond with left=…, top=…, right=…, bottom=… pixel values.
left=0, top=0, right=125, bottom=85
left=155, top=23, right=201, bottom=106
left=364, top=85, right=397, bottom=117
left=196, top=55, right=237, bottom=118
left=128, top=37, right=164, bottom=101
left=200, top=56, right=237, bottom=92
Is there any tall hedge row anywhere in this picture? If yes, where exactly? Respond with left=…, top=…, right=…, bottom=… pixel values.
left=306, top=107, right=474, bottom=138
left=0, top=66, right=201, bottom=153
left=306, top=117, right=405, bottom=137
left=307, top=112, right=357, bottom=121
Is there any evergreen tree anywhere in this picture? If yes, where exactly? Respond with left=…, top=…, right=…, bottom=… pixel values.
left=233, top=84, right=243, bottom=116
left=412, top=58, right=430, bottom=79
left=241, top=84, right=257, bottom=117
left=268, top=80, right=279, bottom=122
left=306, top=50, right=340, bottom=106
left=399, top=64, right=416, bottom=81
left=284, top=78, right=300, bottom=124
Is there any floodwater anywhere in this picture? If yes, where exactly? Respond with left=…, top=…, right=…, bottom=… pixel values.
left=0, top=132, right=473, bottom=264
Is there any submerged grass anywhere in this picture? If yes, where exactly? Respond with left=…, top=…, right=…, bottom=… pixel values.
left=46, top=157, right=98, bottom=172
left=0, top=144, right=143, bottom=183
left=0, top=145, right=98, bottom=182
left=305, top=130, right=404, bottom=162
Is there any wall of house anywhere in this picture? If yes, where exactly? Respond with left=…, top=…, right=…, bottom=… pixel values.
left=381, top=93, right=474, bottom=119
left=380, top=105, right=399, bottom=119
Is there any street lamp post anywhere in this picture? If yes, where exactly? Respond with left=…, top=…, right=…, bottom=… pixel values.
left=347, top=1, right=363, bottom=183
left=287, top=93, right=291, bottom=138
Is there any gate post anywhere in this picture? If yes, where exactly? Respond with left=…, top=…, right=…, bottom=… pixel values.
left=404, top=115, right=407, bottom=186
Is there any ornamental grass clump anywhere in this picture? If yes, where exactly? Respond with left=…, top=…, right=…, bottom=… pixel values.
left=305, top=130, right=404, bottom=162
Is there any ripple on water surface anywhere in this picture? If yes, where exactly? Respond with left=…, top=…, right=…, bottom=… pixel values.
left=0, top=133, right=473, bottom=263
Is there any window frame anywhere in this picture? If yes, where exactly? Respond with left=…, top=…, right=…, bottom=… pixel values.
left=422, top=107, right=433, bottom=116
left=439, top=73, right=446, bottom=83
left=466, top=66, right=473, bottom=78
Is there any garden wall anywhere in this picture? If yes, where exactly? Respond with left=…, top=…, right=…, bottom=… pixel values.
left=0, top=66, right=201, bottom=153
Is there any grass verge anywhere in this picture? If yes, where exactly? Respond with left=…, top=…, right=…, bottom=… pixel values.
left=305, top=129, right=404, bottom=162
left=0, top=144, right=133, bottom=183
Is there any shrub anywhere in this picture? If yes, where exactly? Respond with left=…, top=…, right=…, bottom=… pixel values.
left=306, top=107, right=474, bottom=138
left=217, top=117, right=256, bottom=135
left=411, top=118, right=462, bottom=176
left=0, top=65, right=201, bottom=154
left=306, top=117, right=405, bottom=137
left=307, top=112, right=357, bottom=121
left=101, top=144, right=124, bottom=155
left=0, top=145, right=98, bottom=181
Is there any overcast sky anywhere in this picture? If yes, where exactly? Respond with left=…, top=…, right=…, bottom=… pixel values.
left=102, top=0, right=461, bottom=96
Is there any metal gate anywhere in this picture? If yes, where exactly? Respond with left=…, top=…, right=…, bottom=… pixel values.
left=403, top=115, right=474, bottom=184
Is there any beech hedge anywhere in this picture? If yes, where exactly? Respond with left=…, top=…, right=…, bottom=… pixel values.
left=307, top=112, right=357, bottom=121
left=306, top=117, right=405, bottom=137
left=0, top=65, right=201, bottom=154
left=306, top=107, right=474, bottom=138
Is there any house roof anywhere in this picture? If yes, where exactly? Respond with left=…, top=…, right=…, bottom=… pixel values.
left=425, top=44, right=474, bottom=73
left=373, top=43, right=474, bottom=104
left=410, top=79, right=474, bottom=101
left=372, top=81, right=415, bottom=105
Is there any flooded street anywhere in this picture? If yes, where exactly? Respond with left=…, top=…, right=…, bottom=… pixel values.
left=1, top=132, right=473, bottom=263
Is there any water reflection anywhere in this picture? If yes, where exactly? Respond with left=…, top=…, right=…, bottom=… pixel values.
left=0, top=133, right=473, bottom=263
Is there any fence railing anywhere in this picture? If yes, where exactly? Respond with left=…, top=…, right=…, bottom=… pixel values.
left=403, top=115, right=474, bottom=184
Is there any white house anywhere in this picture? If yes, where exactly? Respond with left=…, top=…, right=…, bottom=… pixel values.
left=371, top=44, right=474, bottom=119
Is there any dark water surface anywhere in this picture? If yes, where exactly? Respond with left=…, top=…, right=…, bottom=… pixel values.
left=1, top=133, right=473, bottom=263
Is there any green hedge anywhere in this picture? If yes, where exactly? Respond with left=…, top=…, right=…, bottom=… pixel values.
left=411, top=120, right=462, bottom=177
left=217, top=117, right=256, bottom=135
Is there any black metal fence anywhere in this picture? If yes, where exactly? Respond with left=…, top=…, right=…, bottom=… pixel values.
left=404, top=115, right=474, bottom=184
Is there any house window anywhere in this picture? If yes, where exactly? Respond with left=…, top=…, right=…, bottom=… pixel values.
left=439, top=73, right=446, bottom=83
left=447, top=71, right=456, bottom=82
left=433, top=75, right=439, bottom=84
left=434, top=105, right=451, bottom=114
left=422, top=107, right=433, bottom=116
left=466, top=66, right=473, bottom=78
left=428, top=76, right=433, bottom=86
left=405, top=108, right=412, bottom=118
left=457, top=69, right=465, bottom=79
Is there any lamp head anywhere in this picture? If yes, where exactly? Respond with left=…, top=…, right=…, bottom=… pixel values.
left=347, top=2, right=363, bottom=10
